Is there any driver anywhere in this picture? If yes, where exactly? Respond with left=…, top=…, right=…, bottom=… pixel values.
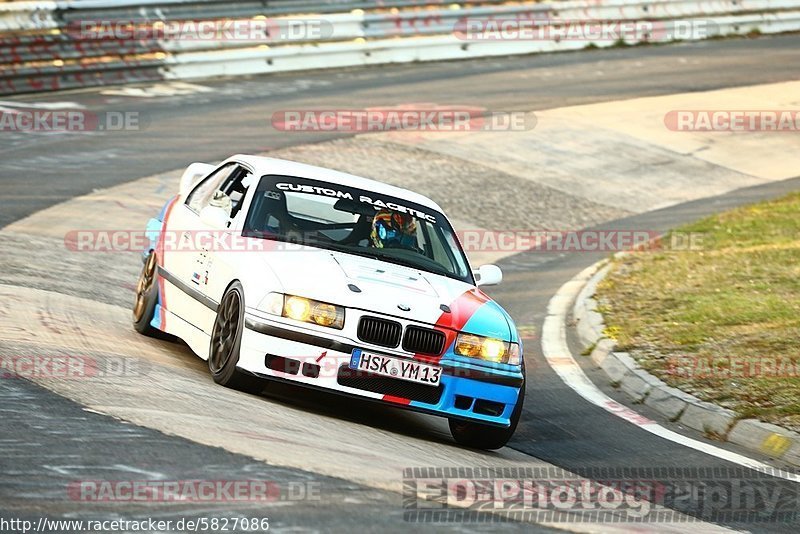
left=208, top=189, right=232, bottom=217
left=370, top=210, right=417, bottom=250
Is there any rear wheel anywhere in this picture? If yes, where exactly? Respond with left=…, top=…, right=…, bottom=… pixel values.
left=133, top=251, right=176, bottom=341
left=449, top=372, right=526, bottom=450
left=209, top=282, right=264, bottom=394
left=133, top=251, right=162, bottom=337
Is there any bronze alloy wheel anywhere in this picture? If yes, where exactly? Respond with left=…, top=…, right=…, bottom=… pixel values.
left=208, top=283, right=263, bottom=394
left=133, top=251, right=157, bottom=323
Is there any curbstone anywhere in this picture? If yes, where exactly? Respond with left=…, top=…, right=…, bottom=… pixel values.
left=590, top=338, right=615, bottom=367
left=573, top=263, right=608, bottom=317
left=679, top=401, right=737, bottom=437
left=784, top=442, right=800, bottom=467
left=600, top=352, right=629, bottom=384
left=620, top=368, right=665, bottom=402
left=633, top=368, right=665, bottom=388
left=644, top=384, right=695, bottom=421
left=728, top=419, right=800, bottom=460
left=586, top=320, right=605, bottom=345
left=573, top=263, right=610, bottom=347
left=620, top=368, right=664, bottom=402
left=613, top=352, right=639, bottom=374
left=619, top=372, right=652, bottom=402
left=576, top=311, right=599, bottom=348
left=573, top=257, right=800, bottom=463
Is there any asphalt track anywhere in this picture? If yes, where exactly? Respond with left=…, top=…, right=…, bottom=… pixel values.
left=2, top=34, right=800, bottom=532
left=3, top=33, right=800, bottom=227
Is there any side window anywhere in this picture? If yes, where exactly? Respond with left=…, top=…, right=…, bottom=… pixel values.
left=185, top=163, right=238, bottom=213
left=221, top=169, right=254, bottom=220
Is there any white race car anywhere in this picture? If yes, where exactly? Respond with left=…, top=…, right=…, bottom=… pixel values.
left=133, top=155, right=525, bottom=449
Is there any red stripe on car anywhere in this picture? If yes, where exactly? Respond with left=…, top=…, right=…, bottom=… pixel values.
left=383, top=395, right=411, bottom=405
left=414, top=289, right=491, bottom=364
left=156, top=196, right=178, bottom=330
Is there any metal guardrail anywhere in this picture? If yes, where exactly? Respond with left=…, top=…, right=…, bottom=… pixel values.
left=2, top=0, right=800, bottom=96
left=56, top=0, right=514, bottom=23
left=1, top=2, right=58, bottom=32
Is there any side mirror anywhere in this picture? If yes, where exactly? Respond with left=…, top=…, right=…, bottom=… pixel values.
left=199, top=205, right=229, bottom=229
left=179, top=163, right=214, bottom=196
left=474, top=264, right=503, bottom=287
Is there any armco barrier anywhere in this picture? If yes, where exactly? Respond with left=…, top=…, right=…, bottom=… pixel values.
left=56, top=0, right=512, bottom=24
left=0, top=2, right=58, bottom=32
left=1, top=0, right=800, bottom=96
left=362, top=0, right=800, bottom=37
left=162, top=10, right=800, bottom=81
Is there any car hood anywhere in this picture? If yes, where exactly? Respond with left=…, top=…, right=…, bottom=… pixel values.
left=258, top=249, right=512, bottom=339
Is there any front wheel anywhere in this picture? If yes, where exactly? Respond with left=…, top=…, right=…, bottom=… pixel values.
left=209, top=282, right=264, bottom=395
left=449, top=379, right=525, bottom=450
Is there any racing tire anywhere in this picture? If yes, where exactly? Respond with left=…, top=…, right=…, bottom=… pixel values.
left=133, top=251, right=174, bottom=340
left=208, top=282, right=265, bottom=395
left=448, top=370, right=526, bottom=450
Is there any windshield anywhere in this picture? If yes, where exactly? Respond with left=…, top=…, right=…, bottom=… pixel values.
left=243, top=175, right=473, bottom=284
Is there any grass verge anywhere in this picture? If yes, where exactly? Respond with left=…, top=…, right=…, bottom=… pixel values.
left=597, top=192, right=800, bottom=432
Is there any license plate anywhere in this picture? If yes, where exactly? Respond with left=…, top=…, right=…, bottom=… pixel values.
left=350, top=349, right=442, bottom=386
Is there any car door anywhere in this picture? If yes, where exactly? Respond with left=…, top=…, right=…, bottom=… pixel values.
left=161, top=162, right=241, bottom=333
left=195, top=165, right=257, bottom=327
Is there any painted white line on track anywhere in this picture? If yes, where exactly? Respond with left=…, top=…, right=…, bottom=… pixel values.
left=100, top=82, right=215, bottom=98
left=0, top=100, right=86, bottom=110
left=541, top=263, right=800, bottom=484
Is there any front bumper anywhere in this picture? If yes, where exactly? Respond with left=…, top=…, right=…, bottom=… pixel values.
left=239, top=314, right=524, bottom=427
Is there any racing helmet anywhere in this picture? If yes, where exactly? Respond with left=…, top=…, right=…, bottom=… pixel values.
left=370, top=210, right=417, bottom=249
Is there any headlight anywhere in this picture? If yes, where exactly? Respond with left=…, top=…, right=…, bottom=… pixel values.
left=263, top=293, right=345, bottom=329
left=454, top=333, right=521, bottom=365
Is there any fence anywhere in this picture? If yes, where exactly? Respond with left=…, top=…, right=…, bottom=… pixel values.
left=2, top=0, right=800, bottom=95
